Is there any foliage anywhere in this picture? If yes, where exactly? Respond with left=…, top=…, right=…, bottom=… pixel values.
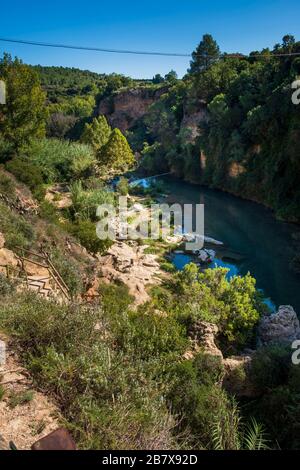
left=67, top=219, right=112, bottom=254
left=116, top=176, right=129, bottom=195
left=99, top=128, right=135, bottom=171
left=70, top=180, right=114, bottom=221
left=0, top=169, right=16, bottom=199
left=49, top=248, right=83, bottom=297
left=189, top=34, right=221, bottom=74
left=24, top=138, right=95, bottom=183
left=0, top=201, right=34, bottom=250
left=6, top=157, right=44, bottom=192
left=246, top=344, right=300, bottom=449
left=0, top=273, right=15, bottom=296
left=172, top=264, right=264, bottom=349
left=47, top=112, right=77, bottom=138
left=80, top=115, right=111, bottom=152
left=0, top=291, right=181, bottom=449
left=0, top=54, right=47, bottom=150
left=8, top=390, right=34, bottom=408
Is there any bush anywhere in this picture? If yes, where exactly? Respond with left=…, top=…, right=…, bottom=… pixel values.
left=250, top=344, right=291, bottom=392
left=0, top=273, right=15, bottom=296
left=0, top=170, right=16, bottom=199
left=174, top=264, right=265, bottom=349
left=168, top=357, right=229, bottom=447
left=49, top=248, right=83, bottom=297
left=116, top=177, right=129, bottom=196
left=6, top=157, right=44, bottom=190
left=0, top=291, right=180, bottom=449
left=70, top=180, right=114, bottom=221
left=0, top=202, right=35, bottom=250
left=68, top=219, right=112, bottom=254
left=23, top=138, right=95, bottom=183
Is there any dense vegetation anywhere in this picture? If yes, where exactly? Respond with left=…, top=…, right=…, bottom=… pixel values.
left=0, top=37, right=299, bottom=451
left=130, top=34, right=300, bottom=223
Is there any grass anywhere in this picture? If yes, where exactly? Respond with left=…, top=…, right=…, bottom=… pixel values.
left=8, top=390, right=34, bottom=408
left=0, top=385, right=5, bottom=401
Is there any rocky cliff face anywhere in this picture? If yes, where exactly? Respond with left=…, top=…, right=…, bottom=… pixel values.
left=180, top=101, right=208, bottom=143
left=98, top=86, right=169, bottom=132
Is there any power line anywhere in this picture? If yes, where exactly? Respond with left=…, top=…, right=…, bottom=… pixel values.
left=0, top=37, right=190, bottom=57
left=0, top=37, right=300, bottom=58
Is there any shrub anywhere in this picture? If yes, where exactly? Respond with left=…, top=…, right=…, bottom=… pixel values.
left=0, top=274, right=15, bottom=296
left=70, top=180, right=114, bottom=221
left=0, top=170, right=16, bottom=199
left=250, top=344, right=291, bottom=392
left=8, top=390, right=34, bottom=408
left=0, top=202, right=35, bottom=250
left=116, top=177, right=129, bottom=196
left=174, top=265, right=265, bottom=349
left=168, top=358, right=230, bottom=447
left=49, top=248, right=83, bottom=297
left=0, top=291, right=180, bottom=449
left=23, top=138, right=95, bottom=183
left=6, top=157, right=44, bottom=190
left=68, top=219, right=112, bottom=254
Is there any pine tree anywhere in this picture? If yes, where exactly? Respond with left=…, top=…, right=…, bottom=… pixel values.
left=80, top=115, right=111, bottom=152
left=99, top=128, right=135, bottom=170
left=0, top=53, right=48, bottom=150
left=189, top=34, right=220, bottom=74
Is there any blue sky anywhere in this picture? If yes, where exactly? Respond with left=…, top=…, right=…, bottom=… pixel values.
left=1, top=0, right=299, bottom=78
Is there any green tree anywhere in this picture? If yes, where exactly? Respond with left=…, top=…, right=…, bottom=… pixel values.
left=189, top=34, right=221, bottom=74
left=0, top=54, right=47, bottom=150
left=152, top=74, right=164, bottom=84
left=164, top=70, right=178, bottom=83
left=99, top=128, right=135, bottom=170
left=80, top=115, right=112, bottom=152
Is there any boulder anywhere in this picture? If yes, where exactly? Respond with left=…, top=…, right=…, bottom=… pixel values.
left=258, top=305, right=300, bottom=345
left=198, top=248, right=216, bottom=263
left=188, top=320, right=223, bottom=358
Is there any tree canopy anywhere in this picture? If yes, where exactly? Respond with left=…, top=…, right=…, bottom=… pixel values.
left=80, top=115, right=112, bottom=152
left=99, top=128, right=135, bottom=170
left=0, top=54, right=48, bottom=150
left=189, top=34, right=221, bottom=74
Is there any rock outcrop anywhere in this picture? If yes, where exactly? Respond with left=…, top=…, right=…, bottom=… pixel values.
left=180, top=101, right=208, bottom=143
left=98, top=86, right=168, bottom=132
left=185, top=320, right=257, bottom=396
left=258, top=305, right=300, bottom=345
left=186, top=320, right=223, bottom=358
left=85, top=241, right=162, bottom=305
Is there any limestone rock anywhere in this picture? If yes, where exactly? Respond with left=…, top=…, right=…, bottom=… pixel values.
left=258, top=305, right=300, bottom=345
left=0, top=247, right=18, bottom=273
left=94, top=241, right=161, bottom=306
left=188, top=320, right=223, bottom=358
left=98, top=86, right=169, bottom=132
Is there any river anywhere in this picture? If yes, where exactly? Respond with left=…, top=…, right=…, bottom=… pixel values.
left=157, top=176, right=300, bottom=313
